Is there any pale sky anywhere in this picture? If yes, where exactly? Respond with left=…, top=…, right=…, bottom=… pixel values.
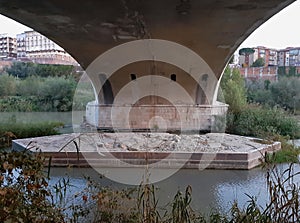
left=238, top=0, right=300, bottom=49
left=1, top=0, right=300, bottom=50
left=0, top=14, right=32, bottom=36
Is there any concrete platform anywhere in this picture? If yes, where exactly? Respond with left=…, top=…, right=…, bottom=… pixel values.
left=12, top=133, right=281, bottom=170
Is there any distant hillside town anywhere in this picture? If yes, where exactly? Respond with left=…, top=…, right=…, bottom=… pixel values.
left=0, top=31, right=78, bottom=66
left=232, top=46, right=300, bottom=81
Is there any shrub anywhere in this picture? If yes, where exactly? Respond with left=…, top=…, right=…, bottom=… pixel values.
left=16, top=76, right=42, bottom=96
left=0, top=73, right=16, bottom=96
left=0, top=96, right=39, bottom=112
left=0, top=76, right=77, bottom=112
left=0, top=121, right=63, bottom=148
left=270, top=77, right=300, bottom=112
left=4, top=61, right=75, bottom=78
left=0, top=151, right=65, bottom=222
left=226, top=105, right=300, bottom=139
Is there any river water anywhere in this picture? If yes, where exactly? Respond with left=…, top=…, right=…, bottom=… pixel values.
left=49, top=164, right=300, bottom=215
left=2, top=112, right=300, bottom=214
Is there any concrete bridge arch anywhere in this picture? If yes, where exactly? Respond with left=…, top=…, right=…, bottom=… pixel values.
left=0, top=0, right=296, bottom=131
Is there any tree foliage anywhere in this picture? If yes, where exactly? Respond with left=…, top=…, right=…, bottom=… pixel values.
left=0, top=73, right=16, bottom=96
left=219, top=67, right=247, bottom=113
left=5, top=62, right=75, bottom=79
left=0, top=76, right=77, bottom=112
left=271, top=77, right=300, bottom=112
left=247, top=77, right=300, bottom=112
left=238, top=48, right=255, bottom=56
left=251, top=57, right=265, bottom=67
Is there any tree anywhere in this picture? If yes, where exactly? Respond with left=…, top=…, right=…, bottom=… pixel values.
left=238, top=48, right=255, bottom=56
left=251, top=58, right=265, bottom=67
left=238, top=48, right=255, bottom=67
left=278, top=66, right=286, bottom=76
left=5, top=62, right=36, bottom=78
left=288, top=66, right=296, bottom=76
left=219, top=67, right=247, bottom=113
left=5, top=62, right=75, bottom=79
left=270, top=77, right=300, bottom=112
left=0, top=73, right=17, bottom=96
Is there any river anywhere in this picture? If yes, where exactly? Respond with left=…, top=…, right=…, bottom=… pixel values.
left=2, top=111, right=300, bottom=214
left=49, top=164, right=300, bottom=215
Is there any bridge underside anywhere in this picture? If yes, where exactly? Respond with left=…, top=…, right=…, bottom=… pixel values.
left=0, top=0, right=295, bottom=131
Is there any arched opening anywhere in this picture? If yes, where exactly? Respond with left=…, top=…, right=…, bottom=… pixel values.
left=98, top=73, right=114, bottom=105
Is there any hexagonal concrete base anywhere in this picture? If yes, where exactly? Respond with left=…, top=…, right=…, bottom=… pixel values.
left=12, top=133, right=281, bottom=170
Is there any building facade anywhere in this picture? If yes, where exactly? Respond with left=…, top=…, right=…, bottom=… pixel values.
left=16, top=31, right=78, bottom=65
left=0, top=34, right=17, bottom=59
left=237, top=46, right=298, bottom=68
left=288, top=47, right=300, bottom=66
left=0, top=31, right=78, bottom=66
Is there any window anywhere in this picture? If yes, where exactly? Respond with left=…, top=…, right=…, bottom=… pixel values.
left=171, top=74, right=176, bottom=81
left=202, top=74, right=208, bottom=82
left=130, top=73, right=137, bottom=80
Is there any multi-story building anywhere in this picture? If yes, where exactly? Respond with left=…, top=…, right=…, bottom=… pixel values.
left=267, top=48, right=278, bottom=66
left=288, top=47, right=300, bottom=66
left=238, top=46, right=283, bottom=67
left=0, top=34, right=17, bottom=59
left=16, top=30, right=78, bottom=65
left=237, top=46, right=300, bottom=81
left=16, top=32, right=26, bottom=58
left=277, top=48, right=289, bottom=67
left=252, top=46, right=278, bottom=66
left=1, top=31, right=78, bottom=65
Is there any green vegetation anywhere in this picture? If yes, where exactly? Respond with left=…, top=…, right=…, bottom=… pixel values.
left=251, top=57, right=265, bottom=67
left=226, top=106, right=300, bottom=139
left=2, top=149, right=300, bottom=222
left=0, top=76, right=77, bottom=112
left=238, top=48, right=255, bottom=56
left=0, top=151, right=65, bottom=222
left=5, top=61, right=76, bottom=79
left=0, top=63, right=94, bottom=112
left=0, top=75, right=76, bottom=112
left=220, top=67, right=300, bottom=163
left=72, top=81, right=95, bottom=110
left=219, top=66, right=247, bottom=114
left=0, top=121, right=63, bottom=148
left=247, top=77, right=300, bottom=113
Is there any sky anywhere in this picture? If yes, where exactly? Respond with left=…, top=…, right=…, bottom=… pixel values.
left=0, top=14, right=32, bottom=36
left=238, top=0, right=300, bottom=50
left=1, top=0, right=300, bottom=49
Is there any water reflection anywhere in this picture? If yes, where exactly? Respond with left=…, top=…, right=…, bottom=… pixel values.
left=48, top=165, right=300, bottom=215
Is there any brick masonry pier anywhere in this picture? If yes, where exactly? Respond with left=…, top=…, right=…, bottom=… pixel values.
left=12, top=133, right=281, bottom=170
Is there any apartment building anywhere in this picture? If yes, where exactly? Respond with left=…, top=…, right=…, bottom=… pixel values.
left=288, top=47, right=300, bottom=66
left=252, top=46, right=278, bottom=66
left=16, top=31, right=78, bottom=65
left=238, top=46, right=300, bottom=68
left=277, top=48, right=289, bottom=67
left=0, top=31, right=78, bottom=66
left=0, top=34, right=17, bottom=59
